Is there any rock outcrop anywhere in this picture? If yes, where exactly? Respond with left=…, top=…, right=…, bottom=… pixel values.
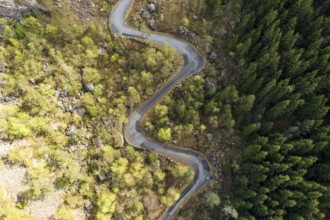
left=0, top=0, right=47, bottom=19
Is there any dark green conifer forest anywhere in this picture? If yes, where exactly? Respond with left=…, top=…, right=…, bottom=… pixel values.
left=225, top=1, right=330, bottom=218
left=144, top=0, right=330, bottom=219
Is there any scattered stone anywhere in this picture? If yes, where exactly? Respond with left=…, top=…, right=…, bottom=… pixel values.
left=138, top=7, right=145, bottom=15
left=84, top=201, right=93, bottom=212
left=93, top=136, right=103, bottom=148
left=220, top=152, right=225, bottom=159
left=228, top=20, right=236, bottom=30
left=159, top=13, right=164, bottom=22
left=51, top=122, right=62, bottom=131
left=97, top=48, right=107, bottom=56
left=206, top=133, right=213, bottom=141
left=96, top=174, right=109, bottom=183
left=84, top=82, right=94, bottom=93
left=66, top=125, right=77, bottom=136
left=190, top=32, right=196, bottom=40
left=28, top=78, right=35, bottom=84
left=147, top=3, right=156, bottom=13
left=4, top=96, right=15, bottom=102
left=208, top=51, right=218, bottom=61
left=149, top=19, right=156, bottom=30
left=0, top=24, right=5, bottom=33
left=79, top=144, right=88, bottom=152
left=60, top=97, right=71, bottom=111
left=75, top=107, right=86, bottom=116
left=178, top=26, right=189, bottom=36
left=68, top=145, right=78, bottom=153
left=98, top=41, right=107, bottom=48
left=204, top=79, right=216, bottom=92
left=42, top=61, right=50, bottom=74
left=141, top=11, right=151, bottom=19
left=101, top=116, right=112, bottom=127
left=156, top=159, right=161, bottom=168
left=178, top=26, right=196, bottom=40
left=0, top=62, right=6, bottom=72
left=107, top=91, right=113, bottom=98
left=58, top=90, right=69, bottom=98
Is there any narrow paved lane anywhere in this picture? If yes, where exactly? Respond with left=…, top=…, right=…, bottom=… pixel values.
left=109, top=0, right=213, bottom=219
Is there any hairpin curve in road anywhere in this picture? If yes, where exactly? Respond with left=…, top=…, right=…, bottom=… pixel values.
left=109, top=1, right=213, bottom=219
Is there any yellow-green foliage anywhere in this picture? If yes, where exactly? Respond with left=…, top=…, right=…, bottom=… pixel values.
left=0, top=4, right=192, bottom=218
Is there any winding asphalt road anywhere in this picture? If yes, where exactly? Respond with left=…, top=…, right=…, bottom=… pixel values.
left=109, top=0, right=212, bottom=219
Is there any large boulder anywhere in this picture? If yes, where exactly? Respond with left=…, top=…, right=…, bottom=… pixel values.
left=0, top=0, right=47, bottom=19
left=147, top=3, right=156, bottom=13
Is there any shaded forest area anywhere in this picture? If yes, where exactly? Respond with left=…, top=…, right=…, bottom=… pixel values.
left=228, top=0, right=330, bottom=219
left=143, top=0, right=330, bottom=219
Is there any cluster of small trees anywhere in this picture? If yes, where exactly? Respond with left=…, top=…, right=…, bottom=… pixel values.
left=126, top=43, right=177, bottom=100
left=146, top=76, right=253, bottom=150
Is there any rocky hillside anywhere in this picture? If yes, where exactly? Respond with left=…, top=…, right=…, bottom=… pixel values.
left=0, top=0, right=45, bottom=18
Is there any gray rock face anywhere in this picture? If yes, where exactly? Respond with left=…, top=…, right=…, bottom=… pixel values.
left=0, top=0, right=45, bottom=19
